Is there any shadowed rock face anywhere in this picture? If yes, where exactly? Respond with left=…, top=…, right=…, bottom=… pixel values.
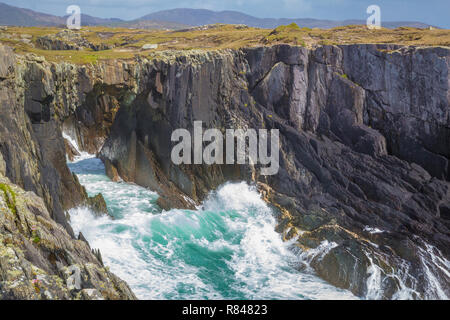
left=0, top=46, right=84, bottom=233
left=0, top=43, right=449, bottom=299
left=0, top=45, right=137, bottom=299
left=99, top=45, right=450, bottom=299
left=340, top=45, right=450, bottom=181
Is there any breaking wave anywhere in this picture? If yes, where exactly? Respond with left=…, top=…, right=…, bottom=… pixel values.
left=68, top=157, right=356, bottom=300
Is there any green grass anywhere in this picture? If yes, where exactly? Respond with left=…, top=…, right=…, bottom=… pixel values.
left=0, top=24, right=448, bottom=65
left=32, top=235, right=41, bottom=244
left=271, top=23, right=301, bottom=33
left=264, top=23, right=306, bottom=46
left=0, top=183, right=17, bottom=215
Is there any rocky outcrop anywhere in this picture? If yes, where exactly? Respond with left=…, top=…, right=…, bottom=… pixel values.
left=340, top=45, right=450, bottom=181
left=36, top=30, right=114, bottom=51
left=0, top=173, right=136, bottom=300
left=86, top=193, right=110, bottom=217
left=1, top=46, right=83, bottom=232
left=0, top=44, right=137, bottom=299
left=0, top=44, right=138, bottom=230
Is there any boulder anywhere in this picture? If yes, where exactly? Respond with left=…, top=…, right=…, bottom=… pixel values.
left=142, top=43, right=158, bottom=50
left=86, top=193, right=110, bottom=217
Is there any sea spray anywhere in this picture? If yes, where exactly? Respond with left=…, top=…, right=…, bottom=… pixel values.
left=67, top=157, right=450, bottom=300
left=68, top=158, right=356, bottom=300
left=62, top=132, right=95, bottom=162
left=418, top=242, right=450, bottom=299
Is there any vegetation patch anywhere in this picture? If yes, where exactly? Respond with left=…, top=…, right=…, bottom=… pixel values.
left=264, top=23, right=306, bottom=46
left=31, top=226, right=41, bottom=244
left=0, top=25, right=449, bottom=64
left=0, top=183, right=17, bottom=215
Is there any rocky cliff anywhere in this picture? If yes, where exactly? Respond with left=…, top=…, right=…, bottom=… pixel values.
left=0, top=166, right=136, bottom=299
left=0, top=43, right=449, bottom=299
left=0, top=45, right=136, bottom=299
left=99, top=45, right=450, bottom=299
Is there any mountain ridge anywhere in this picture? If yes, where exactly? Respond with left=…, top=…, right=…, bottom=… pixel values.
left=0, top=2, right=123, bottom=27
left=0, top=2, right=438, bottom=29
left=138, top=8, right=435, bottom=29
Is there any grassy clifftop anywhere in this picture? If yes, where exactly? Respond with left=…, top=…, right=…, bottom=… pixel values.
left=0, top=23, right=449, bottom=64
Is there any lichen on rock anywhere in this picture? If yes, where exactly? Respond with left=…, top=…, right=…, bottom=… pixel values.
left=0, top=173, right=136, bottom=300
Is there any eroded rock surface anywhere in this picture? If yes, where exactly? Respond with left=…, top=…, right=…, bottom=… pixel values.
left=0, top=43, right=449, bottom=299
left=0, top=44, right=136, bottom=299
left=36, top=30, right=114, bottom=51
left=0, top=173, right=135, bottom=300
left=99, top=45, right=450, bottom=299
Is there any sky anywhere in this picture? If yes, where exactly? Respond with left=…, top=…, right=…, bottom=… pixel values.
left=2, top=0, right=449, bottom=28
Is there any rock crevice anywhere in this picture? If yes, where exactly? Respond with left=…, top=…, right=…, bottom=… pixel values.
left=0, top=43, right=449, bottom=299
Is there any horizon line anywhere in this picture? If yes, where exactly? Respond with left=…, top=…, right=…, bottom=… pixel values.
left=0, top=2, right=444, bottom=29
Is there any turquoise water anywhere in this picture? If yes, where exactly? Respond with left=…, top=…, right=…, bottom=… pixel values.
left=68, top=157, right=356, bottom=300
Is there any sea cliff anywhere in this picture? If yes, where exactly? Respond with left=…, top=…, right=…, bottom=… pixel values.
left=0, top=43, right=449, bottom=299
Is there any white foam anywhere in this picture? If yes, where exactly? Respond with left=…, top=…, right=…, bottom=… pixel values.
left=365, top=251, right=384, bottom=300
left=361, top=241, right=449, bottom=300
left=69, top=206, right=220, bottom=299
left=298, top=240, right=339, bottom=270
left=364, top=226, right=385, bottom=234
left=203, top=183, right=356, bottom=300
left=68, top=158, right=450, bottom=301
left=62, top=132, right=95, bottom=163
left=418, top=242, right=450, bottom=299
left=389, top=261, right=420, bottom=300
left=69, top=174, right=357, bottom=300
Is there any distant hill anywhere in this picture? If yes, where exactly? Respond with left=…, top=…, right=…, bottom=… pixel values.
left=0, top=2, right=436, bottom=30
left=0, top=2, right=64, bottom=26
left=111, top=20, right=189, bottom=30
left=0, top=2, right=122, bottom=27
left=138, top=8, right=434, bottom=29
left=64, top=14, right=124, bottom=27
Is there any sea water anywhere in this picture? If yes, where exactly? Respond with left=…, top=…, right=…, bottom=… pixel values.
left=67, top=157, right=357, bottom=300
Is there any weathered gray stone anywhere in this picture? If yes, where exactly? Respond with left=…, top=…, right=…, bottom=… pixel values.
left=0, top=45, right=14, bottom=79
left=0, top=152, right=5, bottom=176
left=0, top=173, right=136, bottom=300
left=1, top=42, right=449, bottom=299
left=86, top=193, right=110, bottom=217
left=96, top=44, right=450, bottom=299
left=36, top=30, right=114, bottom=51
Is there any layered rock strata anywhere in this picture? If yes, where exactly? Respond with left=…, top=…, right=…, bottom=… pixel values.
left=1, top=43, right=449, bottom=299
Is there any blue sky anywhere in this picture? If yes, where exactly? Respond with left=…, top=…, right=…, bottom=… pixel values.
left=3, top=0, right=449, bottom=28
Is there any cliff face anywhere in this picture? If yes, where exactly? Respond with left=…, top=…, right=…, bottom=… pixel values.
left=0, top=45, right=137, bottom=299
left=0, top=43, right=449, bottom=299
left=0, top=44, right=139, bottom=230
left=99, top=45, right=450, bottom=299
left=0, top=169, right=136, bottom=299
